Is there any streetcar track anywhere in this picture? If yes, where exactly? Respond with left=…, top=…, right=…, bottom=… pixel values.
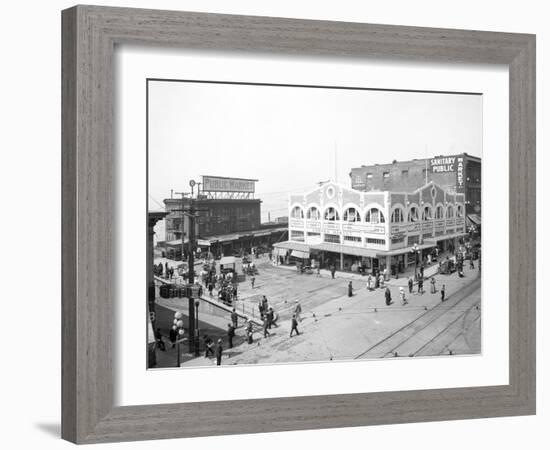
left=408, top=302, right=480, bottom=357
left=354, top=276, right=481, bottom=359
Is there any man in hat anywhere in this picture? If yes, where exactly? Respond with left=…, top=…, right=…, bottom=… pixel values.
left=231, top=308, right=238, bottom=329
left=227, top=323, right=235, bottom=348
left=290, top=314, right=300, bottom=337
left=215, top=339, right=223, bottom=366
left=384, top=287, right=392, bottom=306
left=441, top=284, right=446, bottom=302
left=400, top=287, right=408, bottom=305
left=348, top=281, right=353, bottom=297
left=408, top=277, right=413, bottom=294
left=294, top=300, right=302, bottom=322
left=266, top=307, right=275, bottom=329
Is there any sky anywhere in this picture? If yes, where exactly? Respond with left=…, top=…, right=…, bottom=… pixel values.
left=148, top=80, right=482, bottom=222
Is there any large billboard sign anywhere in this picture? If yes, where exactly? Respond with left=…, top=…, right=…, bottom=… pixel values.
left=202, top=176, right=256, bottom=193
left=430, top=155, right=465, bottom=193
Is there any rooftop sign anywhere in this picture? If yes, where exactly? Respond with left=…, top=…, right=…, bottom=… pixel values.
left=202, top=176, right=257, bottom=193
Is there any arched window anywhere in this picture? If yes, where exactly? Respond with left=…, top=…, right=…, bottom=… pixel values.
left=422, top=205, right=432, bottom=221
left=435, top=205, right=444, bottom=219
left=456, top=204, right=464, bottom=218
left=306, top=206, right=320, bottom=220
left=343, top=207, right=361, bottom=222
left=290, top=206, right=304, bottom=219
left=365, top=208, right=385, bottom=224
left=408, top=206, right=419, bottom=222
left=446, top=205, right=454, bottom=218
left=324, top=207, right=339, bottom=221
left=391, top=207, right=404, bottom=223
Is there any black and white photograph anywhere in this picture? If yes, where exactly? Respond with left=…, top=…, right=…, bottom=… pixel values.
left=147, top=79, right=482, bottom=369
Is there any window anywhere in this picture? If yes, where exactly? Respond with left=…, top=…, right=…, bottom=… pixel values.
left=435, top=205, right=444, bottom=219
left=391, top=207, right=404, bottom=223
left=383, top=172, right=390, bottom=180
left=290, top=206, right=304, bottom=219
left=365, top=208, right=385, bottom=224
left=324, top=207, right=339, bottom=221
left=446, top=205, right=454, bottom=218
left=306, top=206, right=320, bottom=220
left=422, top=205, right=432, bottom=220
left=307, top=232, right=320, bottom=237
left=366, top=238, right=386, bottom=245
left=366, top=173, right=373, bottom=179
left=408, top=206, right=419, bottom=222
left=401, top=170, right=409, bottom=177
left=324, top=233, right=341, bottom=244
left=391, top=236, right=405, bottom=244
left=343, top=207, right=361, bottom=222
left=344, top=235, right=362, bottom=243
left=290, top=230, right=305, bottom=241
left=456, top=204, right=464, bottom=218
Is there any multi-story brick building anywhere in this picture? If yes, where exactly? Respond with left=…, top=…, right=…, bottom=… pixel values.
left=163, top=176, right=285, bottom=259
left=349, top=153, right=481, bottom=220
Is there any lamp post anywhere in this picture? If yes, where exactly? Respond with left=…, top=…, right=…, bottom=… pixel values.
left=173, top=311, right=185, bottom=367
left=194, top=300, right=200, bottom=357
left=411, top=242, right=419, bottom=279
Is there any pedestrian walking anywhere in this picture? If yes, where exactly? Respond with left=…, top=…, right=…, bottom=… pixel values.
left=400, top=287, right=408, bottom=305
left=348, top=281, right=353, bottom=297
left=251, top=276, right=256, bottom=289
left=266, top=307, right=274, bottom=329
left=430, top=277, right=436, bottom=294
left=418, top=278, right=424, bottom=294
left=469, top=258, right=475, bottom=270
left=384, top=287, right=392, bottom=306
left=231, top=308, right=238, bottom=328
left=169, top=326, right=177, bottom=349
left=246, top=320, right=254, bottom=344
left=208, top=282, right=214, bottom=296
left=441, top=284, right=446, bottom=302
left=294, top=300, right=302, bottom=322
left=263, top=318, right=270, bottom=338
left=317, top=265, right=321, bottom=277
left=290, top=314, right=300, bottom=337
left=330, top=265, right=336, bottom=279
left=408, top=277, right=413, bottom=294
left=215, top=339, right=223, bottom=366
left=378, top=273, right=385, bottom=288
left=227, top=323, right=235, bottom=348
left=204, top=336, right=214, bottom=358
left=258, top=299, right=265, bottom=320
left=154, top=328, right=166, bottom=351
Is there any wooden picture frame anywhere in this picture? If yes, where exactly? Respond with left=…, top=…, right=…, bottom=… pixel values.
left=62, top=5, right=536, bottom=444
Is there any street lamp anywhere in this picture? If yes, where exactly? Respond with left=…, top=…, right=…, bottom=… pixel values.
left=411, top=242, right=420, bottom=279
left=173, top=311, right=185, bottom=367
left=194, top=300, right=200, bottom=357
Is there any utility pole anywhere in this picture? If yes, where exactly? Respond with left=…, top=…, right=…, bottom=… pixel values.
left=174, top=181, right=207, bottom=357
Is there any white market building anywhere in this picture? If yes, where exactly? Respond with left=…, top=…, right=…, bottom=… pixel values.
left=273, top=181, right=467, bottom=274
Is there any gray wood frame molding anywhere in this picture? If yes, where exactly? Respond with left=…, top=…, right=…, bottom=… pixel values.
left=61, top=5, right=536, bottom=444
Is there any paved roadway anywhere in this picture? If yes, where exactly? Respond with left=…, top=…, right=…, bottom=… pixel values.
left=157, top=255, right=482, bottom=367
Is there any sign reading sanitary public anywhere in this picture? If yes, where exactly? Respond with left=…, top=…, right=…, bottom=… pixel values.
left=202, top=176, right=256, bottom=193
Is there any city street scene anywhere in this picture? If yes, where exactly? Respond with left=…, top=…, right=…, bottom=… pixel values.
left=146, top=80, right=482, bottom=369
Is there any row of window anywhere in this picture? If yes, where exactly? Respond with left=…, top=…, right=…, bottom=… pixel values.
left=291, top=206, right=386, bottom=224
left=291, top=203, right=464, bottom=224
left=391, top=204, right=463, bottom=223
left=290, top=230, right=387, bottom=246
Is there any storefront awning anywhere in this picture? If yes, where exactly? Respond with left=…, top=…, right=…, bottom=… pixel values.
left=291, top=250, right=310, bottom=259
left=423, top=231, right=468, bottom=243
left=310, top=242, right=378, bottom=258
left=467, top=214, right=482, bottom=226
left=379, top=243, right=436, bottom=256
left=219, top=256, right=236, bottom=265
left=273, top=241, right=310, bottom=252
